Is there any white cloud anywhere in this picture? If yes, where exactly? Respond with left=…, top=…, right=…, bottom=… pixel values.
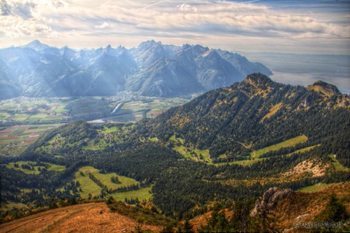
left=0, top=0, right=36, bottom=19
left=0, top=0, right=349, bottom=53
left=95, top=22, right=110, bottom=29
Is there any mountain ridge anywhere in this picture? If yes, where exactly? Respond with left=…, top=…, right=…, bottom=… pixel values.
left=0, top=40, right=272, bottom=99
left=140, top=73, right=349, bottom=165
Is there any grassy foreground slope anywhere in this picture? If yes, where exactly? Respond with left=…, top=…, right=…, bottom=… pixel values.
left=0, top=202, right=163, bottom=233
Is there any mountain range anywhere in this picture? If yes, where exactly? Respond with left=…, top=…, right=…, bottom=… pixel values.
left=0, top=40, right=271, bottom=99
left=1, top=74, right=350, bottom=232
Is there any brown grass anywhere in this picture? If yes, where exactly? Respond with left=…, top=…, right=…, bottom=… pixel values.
left=282, top=159, right=330, bottom=178
left=261, top=103, right=283, bottom=122
left=189, top=209, right=233, bottom=232
left=0, top=202, right=162, bottom=233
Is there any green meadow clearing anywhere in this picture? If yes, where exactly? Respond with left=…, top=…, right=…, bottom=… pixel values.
left=111, top=186, right=153, bottom=202
left=299, top=183, right=333, bottom=193
left=250, top=135, right=308, bottom=159
left=215, top=135, right=311, bottom=167
left=6, top=161, right=65, bottom=175
left=169, top=135, right=211, bottom=163
left=75, top=166, right=149, bottom=201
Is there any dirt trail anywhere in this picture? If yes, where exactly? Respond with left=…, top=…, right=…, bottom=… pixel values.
left=0, top=202, right=162, bottom=233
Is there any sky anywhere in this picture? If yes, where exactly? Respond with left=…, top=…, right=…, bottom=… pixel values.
left=0, top=0, right=349, bottom=55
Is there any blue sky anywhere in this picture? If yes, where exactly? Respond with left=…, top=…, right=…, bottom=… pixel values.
left=0, top=0, right=349, bottom=55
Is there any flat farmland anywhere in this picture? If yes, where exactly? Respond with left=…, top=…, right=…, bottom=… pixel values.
left=121, top=97, right=188, bottom=120
left=0, top=96, right=190, bottom=156
left=0, top=96, right=189, bottom=125
left=0, top=97, right=115, bottom=124
left=0, top=124, right=60, bottom=156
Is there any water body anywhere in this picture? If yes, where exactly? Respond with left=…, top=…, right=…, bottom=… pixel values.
left=243, top=52, right=350, bottom=94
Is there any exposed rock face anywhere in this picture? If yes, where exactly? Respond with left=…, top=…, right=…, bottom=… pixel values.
left=251, top=187, right=294, bottom=218
left=307, top=80, right=341, bottom=97
left=249, top=185, right=350, bottom=233
left=243, top=73, right=274, bottom=89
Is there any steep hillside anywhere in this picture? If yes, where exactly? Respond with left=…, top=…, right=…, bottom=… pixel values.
left=141, top=73, right=350, bottom=166
left=0, top=40, right=271, bottom=99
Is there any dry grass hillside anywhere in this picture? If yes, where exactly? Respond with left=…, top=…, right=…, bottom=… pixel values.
left=0, top=202, right=162, bottom=233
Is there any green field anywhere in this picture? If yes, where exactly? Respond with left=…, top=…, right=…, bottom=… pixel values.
left=111, top=186, right=153, bottom=202
left=6, top=161, right=65, bottom=175
left=329, top=154, right=350, bottom=172
left=298, top=183, right=333, bottom=193
left=285, top=144, right=319, bottom=157
left=250, top=135, right=308, bottom=159
left=220, top=158, right=265, bottom=167
left=214, top=143, right=316, bottom=167
left=75, top=167, right=102, bottom=198
left=75, top=166, right=142, bottom=199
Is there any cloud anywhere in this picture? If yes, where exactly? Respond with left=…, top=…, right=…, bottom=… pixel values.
left=0, top=0, right=349, bottom=54
left=0, top=0, right=36, bottom=19
left=0, top=0, right=11, bottom=16
left=95, top=22, right=110, bottom=29
left=177, top=3, right=198, bottom=13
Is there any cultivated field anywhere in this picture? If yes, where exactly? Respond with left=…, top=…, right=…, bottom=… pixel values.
left=0, top=96, right=189, bottom=125
left=0, top=124, right=60, bottom=156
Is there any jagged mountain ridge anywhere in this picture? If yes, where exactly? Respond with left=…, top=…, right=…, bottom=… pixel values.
left=0, top=40, right=271, bottom=99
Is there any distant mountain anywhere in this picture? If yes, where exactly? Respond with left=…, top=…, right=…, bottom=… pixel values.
left=0, top=40, right=271, bottom=99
